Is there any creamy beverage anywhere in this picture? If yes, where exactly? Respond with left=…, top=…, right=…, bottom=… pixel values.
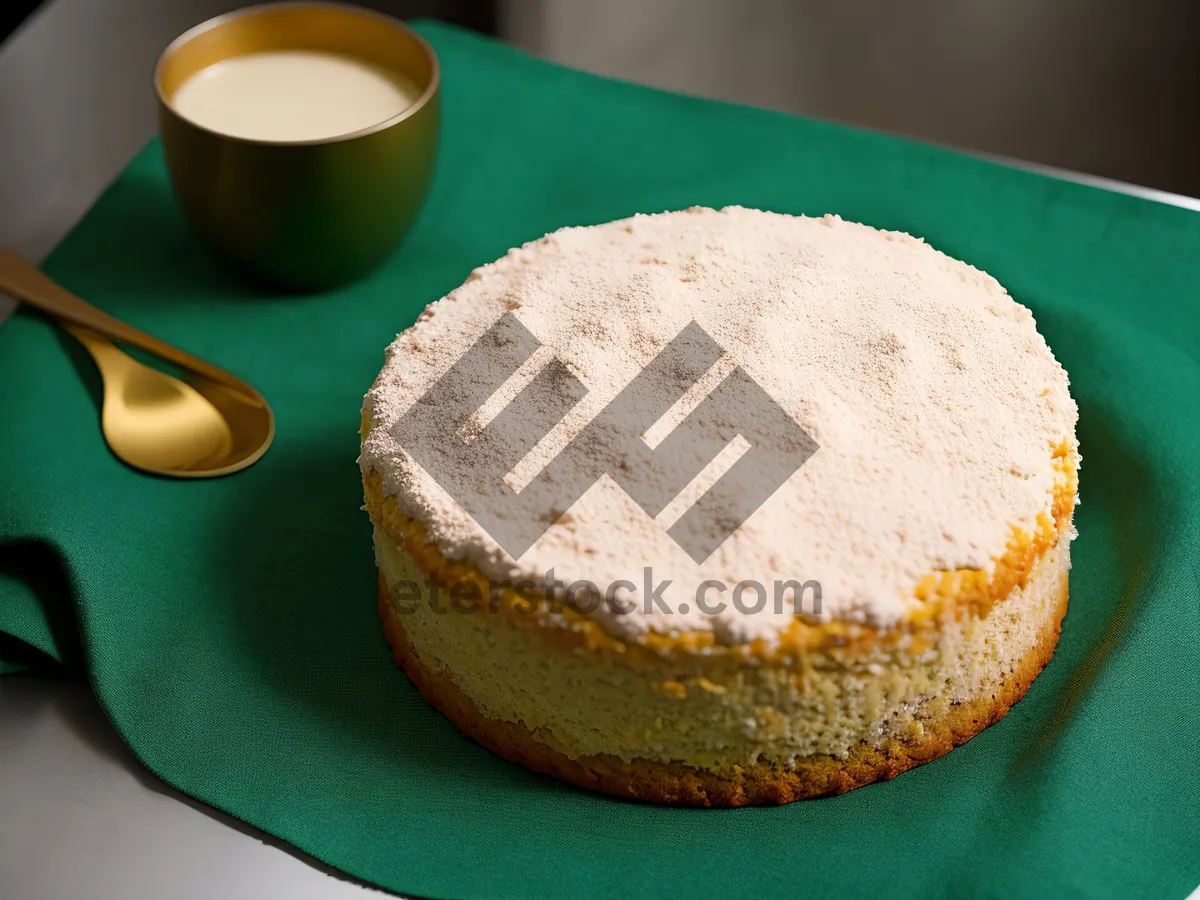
left=171, top=50, right=420, bottom=142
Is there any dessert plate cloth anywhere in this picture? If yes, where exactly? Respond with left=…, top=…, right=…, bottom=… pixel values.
left=1, top=22, right=1197, bottom=900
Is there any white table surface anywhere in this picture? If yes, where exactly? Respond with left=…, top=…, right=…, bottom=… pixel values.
left=1, top=1, right=1198, bottom=898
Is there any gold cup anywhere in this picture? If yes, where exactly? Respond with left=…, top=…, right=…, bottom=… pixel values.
left=155, top=2, right=439, bottom=290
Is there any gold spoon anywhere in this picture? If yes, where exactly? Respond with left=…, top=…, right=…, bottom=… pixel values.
left=0, top=250, right=274, bottom=477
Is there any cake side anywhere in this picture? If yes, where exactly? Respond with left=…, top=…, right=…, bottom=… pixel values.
left=373, top=538, right=1069, bottom=805
left=364, top=461, right=1074, bottom=778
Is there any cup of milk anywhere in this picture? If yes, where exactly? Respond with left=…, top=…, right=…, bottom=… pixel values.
left=155, top=3, right=439, bottom=290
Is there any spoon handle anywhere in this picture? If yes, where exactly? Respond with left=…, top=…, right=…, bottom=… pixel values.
left=0, top=250, right=248, bottom=394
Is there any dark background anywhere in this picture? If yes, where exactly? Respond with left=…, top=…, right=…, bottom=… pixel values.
left=0, top=2, right=40, bottom=39
left=0, top=0, right=498, bottom=41
left=2, top=0, right=1199, bottom=197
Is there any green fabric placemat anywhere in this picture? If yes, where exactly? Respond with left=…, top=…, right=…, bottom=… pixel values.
left=2, top=21, right=1198, bottom=900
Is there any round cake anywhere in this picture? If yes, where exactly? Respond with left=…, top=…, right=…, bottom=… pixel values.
left=359, top=206, right=1079, bottom=806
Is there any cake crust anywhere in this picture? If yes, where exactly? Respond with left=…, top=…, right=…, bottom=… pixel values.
left=378, top=572, right=1068, bottom=807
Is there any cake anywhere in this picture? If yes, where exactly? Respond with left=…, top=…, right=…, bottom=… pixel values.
left=359, top=206, right=1079, bottom=806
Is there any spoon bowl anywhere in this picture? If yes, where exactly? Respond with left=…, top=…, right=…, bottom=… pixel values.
left=0, top=251, right=274, bottom=478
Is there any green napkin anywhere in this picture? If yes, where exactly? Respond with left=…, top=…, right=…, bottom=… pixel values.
left=2, top=21, right=1198, bottom=900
